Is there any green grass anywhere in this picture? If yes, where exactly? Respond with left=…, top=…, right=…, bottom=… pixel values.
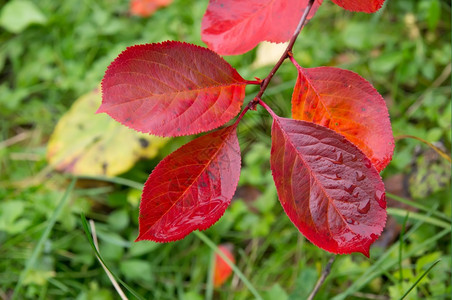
left=0, top=0, right=450, bottom=299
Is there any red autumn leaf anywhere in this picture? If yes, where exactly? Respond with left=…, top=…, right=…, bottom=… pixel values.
left=269, top=115, right=387, bottom=256
left=201, top=0, right=322, bottom=56
left=291, top=63, right=394, bottom=172
left=130, top=0, right=173, bottom=17
left=331, top=0, right=385, bottom=13
left=136, top=125, right=241, bottom=242
left=213, top=244, right=235, bottom=287
left=98, top=41, right=248, bottom=137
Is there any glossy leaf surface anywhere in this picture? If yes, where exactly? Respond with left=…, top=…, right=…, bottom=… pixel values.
left=47, top=87, right=167, bottom=176
left=270, top=116, right=387, bottom=256
left=136, top=125, right=241, bottom=242
left=331, top=0, right=385, bottom=13
left=291, top=65, right=394, bottom=172
left=201, top=0, right=322, bottom=55
left=99, top=41, right=247, bottom=137
left=213, top=244, right=235, bottom=287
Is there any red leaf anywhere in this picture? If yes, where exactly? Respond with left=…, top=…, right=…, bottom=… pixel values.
left=331, top=0, right=385, bottom=13
left=201, top=0, right=322, bottom=55
left=98, top=41, right=247, bottom=137
left=213, top=244, right=235, bottom=287
left=291, top=64, right=394, bottom=172
left=130, top=0, right=173, bottom=17
left=136, top=125, right=241, bottom=242
left=269, top=115, right=387, bottom=256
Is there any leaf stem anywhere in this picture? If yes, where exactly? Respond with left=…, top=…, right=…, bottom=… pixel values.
left=249, top=0, right=315, bottom=108
left=245, top=80, right=262, bottom=85
left=234, top=105, right=250, bottom=125
left=287, top=52, right=303, bottom=71
left=257, top=99, right=278, bottom=119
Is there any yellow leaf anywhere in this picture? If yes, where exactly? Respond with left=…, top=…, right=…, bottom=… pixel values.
left=251, top=41, right=289, bottom=70
left=47, top=87, right=168, bottom=176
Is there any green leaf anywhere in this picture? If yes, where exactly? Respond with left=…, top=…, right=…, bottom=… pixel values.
left=80, top=214, right=146, bottom=300
left=0, top=201, right=30, bottom=234
left=129, top=241, right=160, bottom=257
left=107, top=209, right=130, bottom=232
left=0, top=0, right=47, bottom=33
left=12, top=179, right=76, bottom=300
left=119, top=259, right=153, bottom=282
left=264, top=284, right=288, bottom=300
left=289, top=268, right=317, bottom=300
left=424, top=0, right=441, bottom=30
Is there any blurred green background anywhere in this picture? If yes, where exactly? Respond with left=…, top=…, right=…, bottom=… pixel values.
left=0, top=0, right=450, bottom=299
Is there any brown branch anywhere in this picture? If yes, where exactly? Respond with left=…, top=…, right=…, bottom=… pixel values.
left=307, top=255, right=336, bottom=300
left=248, top=0, right=316, bottom=109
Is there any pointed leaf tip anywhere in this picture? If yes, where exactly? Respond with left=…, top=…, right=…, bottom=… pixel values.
left=270, top=116, right=387, bottom=255
left=137, top=125, right=241, bottom=242
left=100, top=41, right=247, bottom=137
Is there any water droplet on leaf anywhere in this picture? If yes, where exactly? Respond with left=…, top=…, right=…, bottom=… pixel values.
left=375, top=190, right=386, bottom=208
left=333, top=152, right=343, bottom=164
left=357, top=200, right=371, bottom=214
left=345, top=218, right=357, bottom=225
left=345, top=183, right=357, bottom=194
left=355, top=171, right=366, bottom=181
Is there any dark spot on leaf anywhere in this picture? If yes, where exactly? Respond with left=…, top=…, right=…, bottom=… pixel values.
left=102, top=162, right=108, bottom=174
left=207, top=170, right=216, bottom=180
left=139, top=138, right=149, bottom=148
left=77, top=124, right=85, bottom=130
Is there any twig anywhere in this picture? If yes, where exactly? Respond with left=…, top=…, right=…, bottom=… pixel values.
left=307, top=255, right=336, bottom=300
left=89, top=220, right=128, bottom=300
left=249, top=0, right=315, bottom=108
left=0, top=131, right=30, bottom=150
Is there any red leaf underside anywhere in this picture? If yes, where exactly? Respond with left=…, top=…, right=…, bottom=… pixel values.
left=331, top=0, right=385, bottom=13
left=291, top=66, right=394, bottom=172
left=270, top=116, right=387, bottom=256
left=136, top=125, right=241, bottom=242
left=201, top=0, right=322, bottom=55
left=99, top=41, right=247, bottom=137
